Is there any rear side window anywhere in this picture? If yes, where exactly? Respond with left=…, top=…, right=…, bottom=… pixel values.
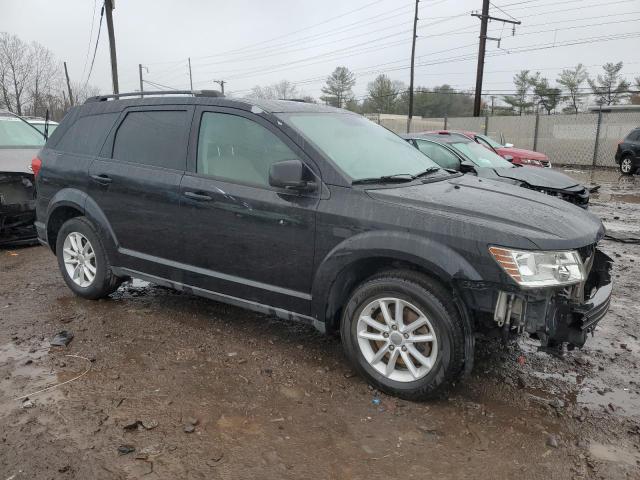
left=627, top=129, right=640, bottom=142
left=113, top=110, right=188, bottom=170
left=196, top=112, right=297, bottom=187
left=55, top=113, right=118, bottom=155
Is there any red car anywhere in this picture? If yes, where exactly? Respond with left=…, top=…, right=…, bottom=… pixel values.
left=424, top=130, right=551, bottom=168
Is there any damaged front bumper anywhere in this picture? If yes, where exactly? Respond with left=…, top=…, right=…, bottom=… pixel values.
left=0, top=173, right=37, bottom=246
left=462, top=248, right=613, bottom=351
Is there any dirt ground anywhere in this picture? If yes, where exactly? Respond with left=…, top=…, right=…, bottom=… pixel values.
left=1, top=168, right=639, bottom=480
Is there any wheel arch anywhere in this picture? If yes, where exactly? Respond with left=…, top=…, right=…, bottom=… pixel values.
left=311, top=232, right=483, bottom=335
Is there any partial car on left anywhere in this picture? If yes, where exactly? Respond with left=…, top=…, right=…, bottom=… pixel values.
left=0, top=111, right=45, bottom=246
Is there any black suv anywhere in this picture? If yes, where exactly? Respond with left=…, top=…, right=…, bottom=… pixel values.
left=615, top=127, right=640, bottom=175
left=35, top=92, right=612, bottom=399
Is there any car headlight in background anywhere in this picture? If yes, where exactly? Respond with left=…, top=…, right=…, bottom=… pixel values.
left=489, top=246, right=585, bottom=287
left=520, top=158, right=542, bottom=166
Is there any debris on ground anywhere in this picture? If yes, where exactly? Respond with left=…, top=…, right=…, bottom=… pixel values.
left=117, top=445, right=135, bottom=455
left=50, top=331, right=74, bottom=347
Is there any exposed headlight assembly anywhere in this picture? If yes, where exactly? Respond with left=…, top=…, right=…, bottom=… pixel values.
left=489, top=246, right=585, bottom=288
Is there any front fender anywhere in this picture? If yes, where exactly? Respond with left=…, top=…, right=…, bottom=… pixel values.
left=310, top=230, right=483, bottom=322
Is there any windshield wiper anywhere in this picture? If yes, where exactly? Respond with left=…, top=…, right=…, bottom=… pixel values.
left=352, top=174, right=415, bottom=185
left=411, top=167, right=441, bottom=179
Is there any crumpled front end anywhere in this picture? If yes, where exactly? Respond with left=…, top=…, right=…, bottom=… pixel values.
left=0, top=173, right=37, bottom=246
left=461, top=245, right=613, bottom=353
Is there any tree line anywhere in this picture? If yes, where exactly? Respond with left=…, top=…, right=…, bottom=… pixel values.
left=0, top=33, right=99, bottom=120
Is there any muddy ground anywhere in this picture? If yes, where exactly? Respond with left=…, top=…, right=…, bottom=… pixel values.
left=1, top=168, right=639, bottom=480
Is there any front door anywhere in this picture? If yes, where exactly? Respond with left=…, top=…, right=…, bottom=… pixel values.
left=87, top=106, right=193, bottom=279
left=179, top=107, right=319, bottom=314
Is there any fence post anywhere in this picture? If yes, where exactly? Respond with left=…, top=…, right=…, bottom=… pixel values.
left=484, top=115, right=489, bottom=135
left=533, top=113, right=540, bottom=151
left=592, top=109, right=603, bottom=167
left=444, top=116, right=448, bottom=130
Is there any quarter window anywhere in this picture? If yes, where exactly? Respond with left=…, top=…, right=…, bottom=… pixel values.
left=197, top=112, right=298, bottom=187
left=112, top=110, right=188, bottom=170
left=55, top=113, right=118, bottom=155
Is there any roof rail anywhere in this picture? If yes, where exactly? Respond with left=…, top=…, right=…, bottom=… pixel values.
left=85, top=89, right=224, bottom=103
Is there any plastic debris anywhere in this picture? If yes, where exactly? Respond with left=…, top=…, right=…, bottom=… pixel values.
left=118, top=445, right=135, bottom=455
left=372, top=398, right=381, bottom=406
left=50, top=330, right=74, bottom=347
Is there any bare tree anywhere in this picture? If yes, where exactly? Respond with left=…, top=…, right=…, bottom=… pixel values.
left=557, top=64, right=588, bottom=114
left=588, top=62, right=630, bottom=106
left=248, top=80, right=299, bottom=100
left=28, top=42, right=61, bottom=117
left=0, top=33, right=32, bottom=115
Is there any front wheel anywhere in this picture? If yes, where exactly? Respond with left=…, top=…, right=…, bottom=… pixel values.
left=619, top=155, right=636, bottom=175
left=340, top=271, right=466, bottom=400
left=55, top=216, right=122, bottom=299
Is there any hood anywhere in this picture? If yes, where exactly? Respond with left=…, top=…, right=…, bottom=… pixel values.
left=497, top=146, right=548, bottom=161
left=367, top=175, right=603, bottom=251
left=0, top=147, right=39, bottom=175
left=491, top=166, right=581, bottom=190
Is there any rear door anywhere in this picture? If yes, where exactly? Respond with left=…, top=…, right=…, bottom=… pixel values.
left=630, top=129, right=640, bottom=159
left=87, top=106, right=193, bottom=278
left=178, top=107, right=320, bottom=313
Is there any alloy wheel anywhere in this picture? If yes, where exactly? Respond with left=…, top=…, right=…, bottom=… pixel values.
left=356, top=297, right=438, bottom=382
left=621, top=158, right=632, bottom=173
left=62, top=232, right=97, bottom=288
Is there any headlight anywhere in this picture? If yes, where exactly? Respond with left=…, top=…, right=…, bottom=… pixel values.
left=489, top=247, right=585, bottom=288
left=522, top=158, right=542, bottom=166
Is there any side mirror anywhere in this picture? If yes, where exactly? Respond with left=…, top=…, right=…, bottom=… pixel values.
left=269, top=159, right=317, bottom=192
left=504, top=143, right=514, bottom=148
left=460, top=161, right=476, bottom=173
left=503, top=155, right=514, bottom=162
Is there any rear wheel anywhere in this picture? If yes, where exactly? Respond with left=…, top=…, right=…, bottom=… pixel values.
left=55, top=216, right=121, bottom=299
left=340, top=271, right=466, bottom=400
left=619, top=155, right=636, bottom=175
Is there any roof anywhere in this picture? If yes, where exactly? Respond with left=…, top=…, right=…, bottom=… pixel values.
left=81, top=92, right=345, bottom=115
left=402, top=132, right=472, bottom=144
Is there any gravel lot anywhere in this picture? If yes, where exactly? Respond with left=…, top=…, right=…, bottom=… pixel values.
left=1, top=168, right=639, bottom=479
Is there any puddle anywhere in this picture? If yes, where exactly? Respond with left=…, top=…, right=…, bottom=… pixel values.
left=589, top=443, right=640, bottom=466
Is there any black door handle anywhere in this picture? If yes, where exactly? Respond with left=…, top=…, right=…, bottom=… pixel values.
left=90, top=174, right=112, bottom=185
left=184, top=191, right=212, bottom=201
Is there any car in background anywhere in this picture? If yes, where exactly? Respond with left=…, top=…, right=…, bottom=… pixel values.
left=615, top=127, right=640, bottom=175
left=404, top=133, right=589, bottom=208
left=0, top=111, right=45, bottom=246
left=26, top=117, right=59, bottom=135
left=424, top=130, right=551, bottom=168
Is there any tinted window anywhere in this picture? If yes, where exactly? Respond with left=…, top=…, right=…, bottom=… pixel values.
left=113, top=110, right=188, bottom=170
left=197, top=112, right=297, bottom=186
left=55, top=113, right=118, bottom=155
left=415, top=140, right=460, bottom=170
left=626, top=130, right=640, bottom=142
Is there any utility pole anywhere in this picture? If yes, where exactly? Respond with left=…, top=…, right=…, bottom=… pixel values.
left=214, top=80, right=226, bottom=95
left=407, top=0, right=419, bottom=133
left=104, top=0, right=119, bottom=94
left=63, top=62, right=74, bottom=106
left=139, top=64, right=144, bottom=96
left=472, top=1, right=520, bottom=116
left=490, top=95, right=495, bottom=115
left=188, top=58, right=193, bottom=91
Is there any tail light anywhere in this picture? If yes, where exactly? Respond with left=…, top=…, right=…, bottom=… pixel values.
left=31, top=156, right=42, bottom=177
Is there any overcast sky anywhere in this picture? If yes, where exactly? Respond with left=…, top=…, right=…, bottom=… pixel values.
left=2, top=0, right=639, bottom=102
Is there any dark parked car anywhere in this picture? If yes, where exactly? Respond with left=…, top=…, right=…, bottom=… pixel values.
left=0, top=111, right=45, bottom=246
left=35, top=93, right=612, bottom=399
left=403, top=133, right=589, bottom=208
left=615, top=127, right=640, bottom=175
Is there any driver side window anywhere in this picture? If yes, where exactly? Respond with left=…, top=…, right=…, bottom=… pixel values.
left=415, top=140, right=460, bottom=170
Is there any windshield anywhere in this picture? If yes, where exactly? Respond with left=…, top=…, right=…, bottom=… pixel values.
left=0, top=117, right=45, bottom=147
left=30, top=123, right=58, bottom=134
left=475, top=134, right=503, bottom=149
left=450, top=141, right=513, bottom=168
left=282, top=113, right=440, bottom=181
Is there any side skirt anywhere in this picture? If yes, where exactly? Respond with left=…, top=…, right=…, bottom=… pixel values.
left=112, top=267, right=325, bottom=333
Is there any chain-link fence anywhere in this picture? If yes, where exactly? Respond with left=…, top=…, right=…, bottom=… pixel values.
left=372, top=111, right=640, bottom=167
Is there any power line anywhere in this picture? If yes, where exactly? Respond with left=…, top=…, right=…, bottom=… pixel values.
left=80, top=0, right=98, bottom=80
left=83, top=2, right=105, bottom=89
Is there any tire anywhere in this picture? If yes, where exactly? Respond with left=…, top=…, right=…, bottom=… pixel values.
left=55, top=216, right=121, bottom=299
left=619, top=155, right=636, bottom=175
left=340, top=270, right=466, bottom=400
